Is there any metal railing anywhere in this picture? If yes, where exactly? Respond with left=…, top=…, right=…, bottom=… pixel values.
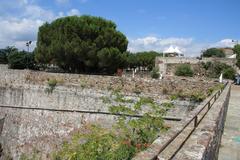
left=157, top=82, right=228, bottom=159
left=0, top=117, right=4, bottom=135
left=0, top=105, right=181, bottom=122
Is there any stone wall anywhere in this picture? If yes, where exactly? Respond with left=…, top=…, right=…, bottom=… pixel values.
left=0, top=65, right=219, bottom=159
left=132, top=83, right=230, bottom=160
left=173, top=84, right=230, bottom=160
left=0, top=85, right=118, bottom=159
left=156, top=57, right=237, bottom=75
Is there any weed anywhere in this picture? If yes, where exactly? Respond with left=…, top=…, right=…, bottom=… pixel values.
left=45, top=79, right=57, bottom=94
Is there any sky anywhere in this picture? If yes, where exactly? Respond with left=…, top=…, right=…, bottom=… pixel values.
left=0, top=0, right=240, bottom=56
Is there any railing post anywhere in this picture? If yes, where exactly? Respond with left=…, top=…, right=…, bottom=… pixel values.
left=194, top=116, right=198, bottom=128
left=208, top=102, right=211, bottom=110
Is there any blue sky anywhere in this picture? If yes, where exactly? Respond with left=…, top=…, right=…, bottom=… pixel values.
left=0, top=0, right=239, bottom=56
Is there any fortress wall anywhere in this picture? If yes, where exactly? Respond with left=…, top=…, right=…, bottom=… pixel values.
left=156, top=57, right=237, bottom=75
left=0, top=65, right=218, bottom=159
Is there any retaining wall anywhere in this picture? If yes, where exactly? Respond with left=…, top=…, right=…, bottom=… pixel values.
left=156, top=57, right=237, bottom=75
left=133, top=83, right=231, bottom=160
left=0, top=65, right=221, bottom=159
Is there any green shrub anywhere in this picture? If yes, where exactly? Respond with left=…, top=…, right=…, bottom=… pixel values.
left=190, top=91, right=206, bottom=102
left=233, top=44, right=240, bottom=68
left=0, top=50, right=8, bottom=64
left=203, top=61, right=236, bottom=79
left=175, top=64, right=194, bottom=77
left=151, top=67, right=160, bottom=79
left=202, top=48, right=225, bottom=58
left=53, top=125, right=137, bottom=160
left=45, top=79, right=58, bottom=94
left=201, top=61, right=212, bottom=70
left=0, top=46, right=18, bottom=64
left=223, top=67, right=236, bottom=79
left=54, top=95, right=171, bottom=160
left=7, top=51, right=36, bottom=70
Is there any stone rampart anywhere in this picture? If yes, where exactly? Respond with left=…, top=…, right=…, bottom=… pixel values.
left=156, top=57, right=237, bottom=75
left=133, top=83, right=231, bottom=160
left=0, top=65, right=220, bottom=159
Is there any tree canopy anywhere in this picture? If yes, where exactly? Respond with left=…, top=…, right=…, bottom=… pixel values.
left=35, top=15, right=128, bottom=74
left=0, top=46, right=18, bottom=64
left=233, top=44, right=240, bottom=68
left=202, top=61, right=236, bottom=79
left=202, top=48, right=225, bottom=58
left=8, top=50, right=36, bottom=70
left=126, top=51, right=162, bottom=71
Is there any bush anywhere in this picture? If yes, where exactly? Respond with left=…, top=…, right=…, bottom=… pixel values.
left=0, top=46, right=18, bottom=64
left=45, top=79, right=58, bottom=94
left=202, top=48, right=225, bottom=58
left=233, top=44, right=240, bottom=68
left=53, top=95, right=171, bottom=160
left=151, top=67, right=160, bottom=79
left=7, top=51, right=36, bottom=70
left=223, top=67, right=236, bottom=79
left=203, top=61, right=236, bottom=79
left=0, top=50, right=8, bottom=64
left=175, top=64, right=193, bottom=77
left=190, top=91, right=206, bottom=102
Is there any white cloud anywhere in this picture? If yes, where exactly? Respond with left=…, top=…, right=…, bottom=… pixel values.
left=0, top=0, right=69, bottom=51
left=210, top=39, right=236, bottom=48
left=0, top=18, right=44, bottom=51
left=67, top=9, right=81, bottom=16
left=23, top=5, right=55, bottom=21
left=0, top=0, right=55, bottom=51
left=128, top=36, right=238, bottom=57
left=0, top=18, right=44, bottom=41
left=128, top=36, right=193, bottom=55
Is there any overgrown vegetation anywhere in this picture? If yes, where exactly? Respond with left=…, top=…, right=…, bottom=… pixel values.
left=201, top=61, right=236, bottom=79
left=150, top=67, right=160, bottom=79
left=233, top=44, right=240, bottom=68
left=0, top=46, right=37, bottom=70
left=53, top=90, right=172, bottom=160
left=169, top=83, right=224, bottom=103
left=170, top=91, right=206, bottom=103
left=0, top=46, right=17, bottom=64
left=45, top=79, right=58, bottom=94
left=207, top=83, right=225, bottom=96
left=175, top=64, right=194, bottom=77
left=126, top=51, right=162, bottom=71
left=8, top=51, right=36, bottom=70
left=202, top=48, right=225, bottom=58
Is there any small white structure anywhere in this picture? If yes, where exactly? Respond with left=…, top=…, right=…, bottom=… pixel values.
left=228, top=54, right=237, bottom=59
left=163, top=46, right=182, bottom=54
left=159, top=72, right=163, bottom=80
left=219, top=73, right=223, bottom=83
left=132, top=68, right=137, bottom=78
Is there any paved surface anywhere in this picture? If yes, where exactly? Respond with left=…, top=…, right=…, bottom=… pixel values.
left=219, top=85, right=240, bottom=160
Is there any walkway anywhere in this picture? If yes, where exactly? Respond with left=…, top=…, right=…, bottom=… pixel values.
left=219, top=85, right=240, bottom=160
